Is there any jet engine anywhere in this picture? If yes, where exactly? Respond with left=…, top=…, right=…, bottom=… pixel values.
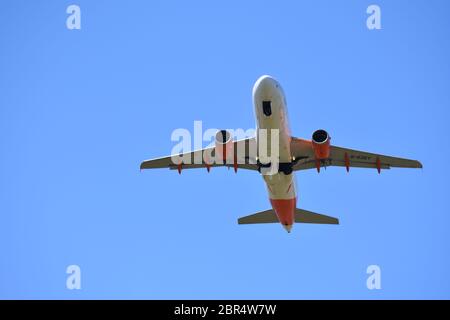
left=311, top=129, right=331, bottom=159
left=215, top=130, right=234, bottom=163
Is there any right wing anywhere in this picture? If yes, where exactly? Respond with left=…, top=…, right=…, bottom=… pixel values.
left=140, top=137, right=258, bottom=171
left=291, top=137, right=422, bottom=171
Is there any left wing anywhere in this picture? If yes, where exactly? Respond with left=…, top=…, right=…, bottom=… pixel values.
left=140, top=137, right=258, bottom=171
left=290, top=137, right=422, bottom=172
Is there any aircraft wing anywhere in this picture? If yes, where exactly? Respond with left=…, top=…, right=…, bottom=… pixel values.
left=290, top=137, right=423, bottom=171
left=140, top=137, right=259, bottom=171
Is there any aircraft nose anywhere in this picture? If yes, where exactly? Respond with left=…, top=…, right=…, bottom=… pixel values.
left=252, top=75, right=278, bottom=97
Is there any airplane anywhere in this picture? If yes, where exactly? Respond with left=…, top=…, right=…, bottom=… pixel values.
left=140, top=75, right=422, bottom=233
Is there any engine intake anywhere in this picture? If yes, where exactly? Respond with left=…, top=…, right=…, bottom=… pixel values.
left=215, top=130, right=233, bottom=163
left=311, top=129, right=330, bottom=159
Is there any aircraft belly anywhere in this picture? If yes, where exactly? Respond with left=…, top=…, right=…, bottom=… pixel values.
left=256, top=108, right=292, bottom=163
left=263, top=172, right=297, bottom=200
left=253, top=75, right=297, bottom=228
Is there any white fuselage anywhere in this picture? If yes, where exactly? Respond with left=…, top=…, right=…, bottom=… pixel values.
left=252, top=75, right=297, bottom=203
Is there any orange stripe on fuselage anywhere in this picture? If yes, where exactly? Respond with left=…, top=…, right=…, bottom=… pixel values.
left=270, top=198, right=296, bottom=226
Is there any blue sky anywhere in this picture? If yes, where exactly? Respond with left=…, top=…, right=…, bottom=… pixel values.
left=0, top=0, right=449, bottom=299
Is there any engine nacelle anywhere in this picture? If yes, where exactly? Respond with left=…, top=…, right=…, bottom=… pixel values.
left=215, top=130, right=234, bottom=163
left=311, top=129, right=331, bottom=159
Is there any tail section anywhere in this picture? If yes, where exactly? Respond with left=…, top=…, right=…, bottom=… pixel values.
left=238, top=208, right=339, bottom=231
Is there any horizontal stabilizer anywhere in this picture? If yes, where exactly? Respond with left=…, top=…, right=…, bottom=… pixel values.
left=238, top=208, right=339, bottom=225
left=238, top=209, right=278, bottom=224
left=294, top=208, right=339, bottom=224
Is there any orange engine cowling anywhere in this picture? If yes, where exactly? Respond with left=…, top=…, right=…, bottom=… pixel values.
left=311, top=129, right=331, bottom=159
left=215, top=130, right=234, bottom=164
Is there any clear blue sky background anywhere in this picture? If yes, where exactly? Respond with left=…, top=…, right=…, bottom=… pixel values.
left=0, top=0, right=449, bottom=299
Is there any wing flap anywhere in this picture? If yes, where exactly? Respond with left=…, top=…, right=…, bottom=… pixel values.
left=293, top=159, right=391, bottom=171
